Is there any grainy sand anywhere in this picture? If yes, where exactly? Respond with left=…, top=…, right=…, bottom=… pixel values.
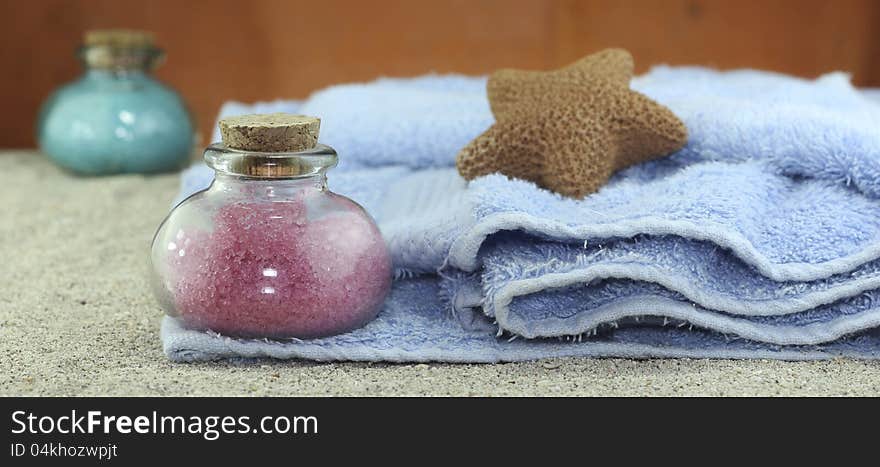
left=2, top=150, right=880, bottom=396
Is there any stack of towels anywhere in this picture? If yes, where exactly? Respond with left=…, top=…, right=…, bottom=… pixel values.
left=162, top=67, right=880, bottom=362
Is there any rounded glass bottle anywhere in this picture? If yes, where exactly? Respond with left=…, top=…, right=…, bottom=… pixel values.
left=150, top=130, right=392, bottom=338
left=37, top=30, right=194, bottom=174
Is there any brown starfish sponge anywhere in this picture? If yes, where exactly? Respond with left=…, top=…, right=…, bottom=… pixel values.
left=456, top=48, right=688, bottom=198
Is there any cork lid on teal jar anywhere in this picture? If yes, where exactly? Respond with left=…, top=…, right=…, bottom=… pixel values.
left=37, top=29, right=195, bottom=175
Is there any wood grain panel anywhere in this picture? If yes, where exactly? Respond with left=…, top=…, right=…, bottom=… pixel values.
left=554, top=0, right=880, bottom=80
left=1, top=0, right=878, bottom=148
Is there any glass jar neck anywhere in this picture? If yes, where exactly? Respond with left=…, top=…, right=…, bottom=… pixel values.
left=83, top=68, right=150, bottom=81
left=204, top=143, right=339, bottom=180
left=78, top=44, right=164, bottom=73
left=211, top=172, right=328, bottom=199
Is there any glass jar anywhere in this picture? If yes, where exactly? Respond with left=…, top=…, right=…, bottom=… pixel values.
left=37, top=30, right=194, bottom=175
left=150, top=124, right=392, bottom=339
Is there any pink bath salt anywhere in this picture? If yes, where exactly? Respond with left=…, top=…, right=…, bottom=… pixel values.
left=168, top=195, right=392, bottom=338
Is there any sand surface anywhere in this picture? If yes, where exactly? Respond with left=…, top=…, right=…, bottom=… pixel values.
left=2, top=150, right=880, bottom=396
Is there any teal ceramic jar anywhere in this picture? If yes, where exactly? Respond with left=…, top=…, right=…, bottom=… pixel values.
left=37, top=30, right=194, bottom=175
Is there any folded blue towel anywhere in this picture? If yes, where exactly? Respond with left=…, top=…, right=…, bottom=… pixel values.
left=162, top=70, right=880, bottom=362
left=214, top=70, right=880, bottom=195
left=162, top=277, right=880, bottom=362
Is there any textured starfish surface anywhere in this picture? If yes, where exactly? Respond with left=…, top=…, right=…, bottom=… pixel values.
left=456, top=49, right=688, bottom=198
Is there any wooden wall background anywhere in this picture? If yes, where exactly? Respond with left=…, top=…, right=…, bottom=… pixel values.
left=2, top=0, right=879, bottom=148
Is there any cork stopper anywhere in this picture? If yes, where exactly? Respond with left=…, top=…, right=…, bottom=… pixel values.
left=219, top=113, right=321, bottom=153
left=84, top=29, right=155, bottom=48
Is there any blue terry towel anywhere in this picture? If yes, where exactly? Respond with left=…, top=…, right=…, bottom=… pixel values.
left=162, top=70, right=880, bottom=362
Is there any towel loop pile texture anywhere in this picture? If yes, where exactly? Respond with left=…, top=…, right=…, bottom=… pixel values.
left=163, top=69, right=880, bottom=362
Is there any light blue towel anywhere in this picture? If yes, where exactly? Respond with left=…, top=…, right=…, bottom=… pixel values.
left=162, top=70, right=880, bottom=362
left=214, top=69, right=880, bottom=195
left=162, top=277, right=880, bottom=362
